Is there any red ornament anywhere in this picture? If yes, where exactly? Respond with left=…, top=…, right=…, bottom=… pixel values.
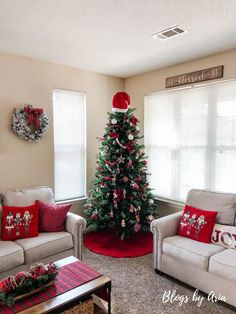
left=134, top=223, right=141, bottom=233
left=129, top=205, right=134, bottom=213
left=91, top=213, right=98, bottom=221
left=131, top=116, right=138, bottom=126
left=126, top=143, right=134, bottom=153
left=143, top=160, right=147, bottom=165
left=15, top=271, right=28, bottom=285
left=113, top=189, right=123, bottom=201
left=136, top=176, right=142, bottom=181
left=0, top=277, right=14, bottom=294
left=29, top=264, right=47, bottom=279
left=132, top=182, right=139, bottom=190
left=100, top=182, right=105, bottom=188
left=127, top=160, right=133, bottom=169
left=123, top=176, right=129, bottom=183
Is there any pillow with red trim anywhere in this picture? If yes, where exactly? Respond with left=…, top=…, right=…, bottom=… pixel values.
left=1, top=204, right=39, bottom=241
left=211, top=223, right=236, bottom=249
left=36, top=200, right=71, bottom=232
left=177, top=205, right=217, bottom=243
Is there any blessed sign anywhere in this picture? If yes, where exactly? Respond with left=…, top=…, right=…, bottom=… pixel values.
left=165, top=65, right=224, bottom=88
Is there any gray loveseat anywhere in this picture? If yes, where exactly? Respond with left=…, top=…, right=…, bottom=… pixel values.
left=0, top=186, right=86, bottom=279
left=151, top=189, right=236, bottom=308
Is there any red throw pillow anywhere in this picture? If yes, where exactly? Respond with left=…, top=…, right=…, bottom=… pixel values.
left=36, top=200, right=71, bottom=232
left=1, top=204, right=39, bottom=241
left=177, top=205, right=217, bottom=243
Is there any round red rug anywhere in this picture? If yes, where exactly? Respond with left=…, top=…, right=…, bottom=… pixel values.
left=84, top=229, right=153, bottom=258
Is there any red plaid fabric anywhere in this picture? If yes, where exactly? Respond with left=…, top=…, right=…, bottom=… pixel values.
left=36, top=200, right=71, bottom=232
left=0, top=260, right=102, bottom=314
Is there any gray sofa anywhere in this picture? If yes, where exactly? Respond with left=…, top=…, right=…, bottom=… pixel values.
left=151, top=189, right=236, bottom=308
left=0, top=186, right=86, bottom=279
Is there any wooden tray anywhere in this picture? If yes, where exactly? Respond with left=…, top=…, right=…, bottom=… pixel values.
left=1, top=280, right=56, bottom=305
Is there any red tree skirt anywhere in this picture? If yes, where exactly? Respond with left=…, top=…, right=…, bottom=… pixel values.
left=84, top=229, right=153, bottom=258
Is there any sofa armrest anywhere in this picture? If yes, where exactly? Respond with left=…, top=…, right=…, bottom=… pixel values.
left=151, top=211, right=183, bottom=271
left=65, top=212, right=86, bottom=260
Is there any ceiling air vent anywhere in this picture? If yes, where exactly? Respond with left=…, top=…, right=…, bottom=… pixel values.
left=152, top=26, right=188, bottom=40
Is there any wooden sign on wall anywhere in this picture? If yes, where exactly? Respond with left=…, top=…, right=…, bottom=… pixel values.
left=165, top=65, right=224, bottom=88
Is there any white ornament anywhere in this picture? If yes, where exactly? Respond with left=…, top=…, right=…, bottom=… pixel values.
left=149, top=199, right=154, bottom=205
left=100, top=151, right=106, bottom=156
left=136, top=126, right=140, bottom=131
left=111, top=118, right=117, bottom=124
left=128, top=134, right=134, bottom=140
left=147, top=215, right=154, bottom=221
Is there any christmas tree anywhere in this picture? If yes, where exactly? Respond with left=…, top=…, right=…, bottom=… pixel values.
left=85, top=92, right=158, bottom=239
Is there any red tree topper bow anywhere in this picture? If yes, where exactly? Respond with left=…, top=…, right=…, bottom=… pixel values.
left=24, top=105, right=44, bottom=129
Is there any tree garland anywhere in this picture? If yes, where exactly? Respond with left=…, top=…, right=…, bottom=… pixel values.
left=12, top=104, right=49, bottom=142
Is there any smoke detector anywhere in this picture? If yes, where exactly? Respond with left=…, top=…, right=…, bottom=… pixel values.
left=152, top=26, right=188, bottom=40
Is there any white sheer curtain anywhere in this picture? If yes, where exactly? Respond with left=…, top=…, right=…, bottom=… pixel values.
left=144, top=80, right=236, bottom=202
left=53, top=89, right=86, bottom=201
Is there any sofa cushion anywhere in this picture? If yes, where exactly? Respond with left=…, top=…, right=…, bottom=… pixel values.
left=209, top=249, right=236, bottom=281
left=0, top=241, right=24, bottom=272
left=0, top=186, right=54, bottom=207
left=15, top=232, right=73, bottom=264
left=163, top=235, right=225, bottom=270
left=186, top=189, right=236, bottom=225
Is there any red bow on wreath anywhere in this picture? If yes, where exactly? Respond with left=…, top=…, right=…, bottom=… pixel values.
left=24, top=105, right=44, bottom=129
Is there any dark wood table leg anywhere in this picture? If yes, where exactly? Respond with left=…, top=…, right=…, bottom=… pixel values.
left=106, top=281, right=112, bottom=314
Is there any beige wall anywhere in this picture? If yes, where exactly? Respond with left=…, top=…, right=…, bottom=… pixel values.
left=0, top=53, right=124, bottom=215
left=125, top=49, right=236, bottom=216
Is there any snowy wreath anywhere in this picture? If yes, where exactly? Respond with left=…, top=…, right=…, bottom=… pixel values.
left=12, top=104, right=49, bottom=142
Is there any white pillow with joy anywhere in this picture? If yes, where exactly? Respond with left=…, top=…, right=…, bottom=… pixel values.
left=211, top=223, right=236, bottom=249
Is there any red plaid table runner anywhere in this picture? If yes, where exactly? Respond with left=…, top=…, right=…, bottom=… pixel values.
left=0, top=260, right=102, bottom=314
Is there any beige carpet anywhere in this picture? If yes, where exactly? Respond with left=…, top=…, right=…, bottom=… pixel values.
left=83, top=247, right=235, bottom=314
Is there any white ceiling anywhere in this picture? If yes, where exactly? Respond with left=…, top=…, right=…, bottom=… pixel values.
left=0, top=0, right=236, bottom=78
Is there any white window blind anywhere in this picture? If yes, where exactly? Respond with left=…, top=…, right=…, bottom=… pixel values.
left=53, top=89, right=86, bottom=202
left=144, top=80, right=236, bottom=202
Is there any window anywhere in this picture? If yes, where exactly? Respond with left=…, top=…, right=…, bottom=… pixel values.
left=144, top=80, right=236, bottom=202
left=53, top=89, right=86, bottom=202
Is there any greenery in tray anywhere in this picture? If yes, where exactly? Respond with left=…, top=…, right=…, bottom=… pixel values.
left=0, top=262, right=58, bottom=307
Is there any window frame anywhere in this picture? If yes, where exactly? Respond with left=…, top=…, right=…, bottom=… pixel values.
left=144, top=79, right=236, bottom=203
left=53, top=88, right=87, bottom=203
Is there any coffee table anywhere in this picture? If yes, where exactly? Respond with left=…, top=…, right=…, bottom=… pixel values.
left=18, top=256, right=111, bottom=314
